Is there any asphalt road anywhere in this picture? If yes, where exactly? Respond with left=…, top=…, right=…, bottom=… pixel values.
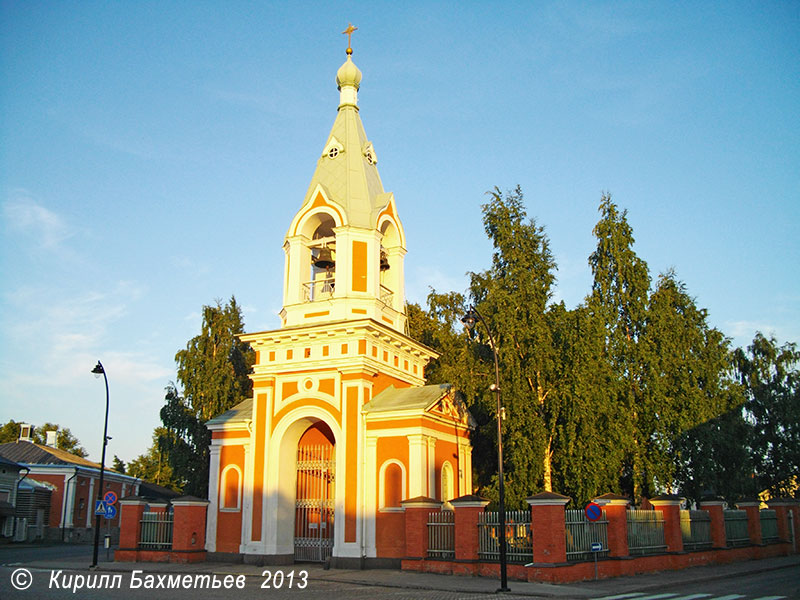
left=1, top=544, right=797, bottom=600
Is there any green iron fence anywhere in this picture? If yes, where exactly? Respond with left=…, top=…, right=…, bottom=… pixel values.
left=627, top=509, right=666, bottom=555
left=565, top=508, right=609, bottom=562
left=680, top=509, right=712, bottom=551
left=478, top=510, right=532, bottom=564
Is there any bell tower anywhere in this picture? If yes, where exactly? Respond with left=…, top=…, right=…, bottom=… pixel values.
left=206, top=30, right=473, bottom=567
left=281, top=40, right=406, bottom=333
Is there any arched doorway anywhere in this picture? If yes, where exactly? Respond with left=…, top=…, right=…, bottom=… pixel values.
left=294, top=421, right=335, bottom=562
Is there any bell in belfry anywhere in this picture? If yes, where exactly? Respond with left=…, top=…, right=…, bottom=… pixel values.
left=313, top=246, right=336, bottom=270
left=379, top=249, right=390, bottom=271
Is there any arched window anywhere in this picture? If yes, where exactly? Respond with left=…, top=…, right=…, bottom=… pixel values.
left=378, top=460, right=406, bottom=512
left=220, top=465, right=242, bottom=511
left=441, top=461, right=454, bottom=503
left=306, top=215, right=337, bottom=301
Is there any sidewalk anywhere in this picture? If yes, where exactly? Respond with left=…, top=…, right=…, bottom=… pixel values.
left=16, top=551, right=800, bottom=598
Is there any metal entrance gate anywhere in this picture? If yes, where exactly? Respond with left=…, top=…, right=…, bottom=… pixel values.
left=294, top=443, right=335, bottom=562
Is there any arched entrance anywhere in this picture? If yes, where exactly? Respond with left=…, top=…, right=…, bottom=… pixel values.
left=294, top=421, right=335, bottom=562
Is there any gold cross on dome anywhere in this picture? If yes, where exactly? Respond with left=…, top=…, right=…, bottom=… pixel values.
left=342, top=23, right=357, bottom=54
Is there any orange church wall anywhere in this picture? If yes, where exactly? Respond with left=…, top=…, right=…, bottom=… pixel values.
left=375, top=437, right=409, bottom=558
left=371, top=373, right=412, bottom=397
left=216, top=445, right=244, bottom=553
left=351, top=241, right=368, bottom=292
left=367, top=416, right=470, bottom=439
left=212, top=430, right=249, bottom=440
left=272, top=398, right=342, bottom=431
left=434, top=439, right=459, bottom=501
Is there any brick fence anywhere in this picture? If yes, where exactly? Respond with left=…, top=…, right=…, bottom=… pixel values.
left=117, top=491, right=798, bottom=582
left=400, top=493, right=799, bottom=583
left=116, top=496, right=209, bottom=564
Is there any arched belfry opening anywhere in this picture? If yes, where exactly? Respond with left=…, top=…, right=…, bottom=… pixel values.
left=294, top=421, right=336, bottom=562
left=306, top=214, right=337, bottom=302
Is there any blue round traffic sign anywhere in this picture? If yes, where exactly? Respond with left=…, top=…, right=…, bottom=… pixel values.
left=585, top=502, right=602, bottom=522
left=104, top=490, right=118, bottom=505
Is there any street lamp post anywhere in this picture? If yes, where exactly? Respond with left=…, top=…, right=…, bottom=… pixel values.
left=461, top=306, right=509, bottom=593
left=90, top=361, right=110, bottom=569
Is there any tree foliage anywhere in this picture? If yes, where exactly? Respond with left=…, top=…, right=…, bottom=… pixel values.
left=405, top=187, right=798, bottom=506
left=127, top=427, right=181, bottom=491
left=159, top=297, right=254, bottom=497
left=734, top=334, right=800, bottom=497
left=0, top=420, right=88, bottom=458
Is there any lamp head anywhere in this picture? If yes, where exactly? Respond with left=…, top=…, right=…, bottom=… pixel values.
left=92, top=362, right=104, bottom=378
left=460, top=308, right=478, bottom=330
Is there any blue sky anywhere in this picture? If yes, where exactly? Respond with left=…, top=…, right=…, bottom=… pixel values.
left=1, top=1, right=798, bottom=464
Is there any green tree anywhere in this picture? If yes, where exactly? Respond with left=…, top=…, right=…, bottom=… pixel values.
left=127, top=427, right=180, bottom=491
left=548, top=303, right=626, bottom=505
left=0, top=420, right=22, bottom=443
left=0, top=420, right=88, bottom=458
left=464, top=186, right=561, bottom=507
left=642, top=271, right=742, bottom=494
left=111, top=455, right=126, bottom=474
left=587, top=193, right=651, bottom=500
left=734, top=333, right=800, bottom=497
left=159, top=297, right=254, bottom=497
left=674, top=407, right=754, bottom=504
left=36, top=423, right=89, bottom=458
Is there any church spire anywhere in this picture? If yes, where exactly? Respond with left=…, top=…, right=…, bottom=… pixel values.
left=336, top=24, right=362, bottom=109
left=281, top=28, right=407, bottom=333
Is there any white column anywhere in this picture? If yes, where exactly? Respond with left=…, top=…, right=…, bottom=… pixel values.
left=426, top=436, right=436, bottom=500
left=407, top=434, right=427, bottom=498
left=240, top=435, right=254, bottom=553
left=364, top=436, right=378, bottom=557
left=206, top=444, right=221, bottom=552
left=86, top=478, right=95, bottom=528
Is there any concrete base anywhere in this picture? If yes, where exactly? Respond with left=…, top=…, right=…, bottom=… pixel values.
left=329, top=556, right=401, bottom=570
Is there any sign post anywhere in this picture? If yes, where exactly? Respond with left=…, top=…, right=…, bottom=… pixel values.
left=586, top=503, right=603, bottom=580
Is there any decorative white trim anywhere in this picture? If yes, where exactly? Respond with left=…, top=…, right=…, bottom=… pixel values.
left=378, top=459, right=407, bottom=511
left=219, top=464, right=243, bottom=512
left=441, top=460, right=455, bottom=503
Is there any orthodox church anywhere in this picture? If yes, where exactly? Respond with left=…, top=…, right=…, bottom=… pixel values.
left=204, top=32, right=474, bottom=566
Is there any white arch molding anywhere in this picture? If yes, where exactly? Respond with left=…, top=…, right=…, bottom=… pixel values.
left=219, top=464, right=243, bottom=511
left=378, top=459, right=407, bottom=512
left=259, top=405, right=344, bottom=557
left=441, top=460, right=454, bottom=504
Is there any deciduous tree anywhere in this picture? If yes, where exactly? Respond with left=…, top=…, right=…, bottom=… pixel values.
left=159, top=297, right=254, bottom=497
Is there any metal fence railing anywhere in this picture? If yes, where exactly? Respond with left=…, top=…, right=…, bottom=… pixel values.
left=565, top=509, right=609, bottom=562
left=427, top=511, right=455, bottom=559
left=139, top=511, right=173, bottom=550
left=478, top=510, right=532, bottom=564
left=627, top=509, right=666, bottom=555
left=760, top=509, right=779, bottom=544
left=724, top=510, right=750, bottom=547
left=680, top=509, right=712, bottom=551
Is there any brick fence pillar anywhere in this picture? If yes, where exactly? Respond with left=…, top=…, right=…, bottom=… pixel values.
left=450, top=494, right=489, bottom=566
left=117, top=497, right=147, bottom=561
left=767, top=499, right=792, bottom=543
left=651, top=495, right=684, bottom=553
left=594, top=493, right=631, bottom=558
left=171, top=496, right=210, bottom=563
left=789, top=500, right=800, bottom=552
left=737, top=501, right=762, bottom=546
left=699, top=500, right=727, bottom=549
left=788, top=502, right=800, bottom=552
left=527, top=492, right=570, bottom=564
left=401, top=497, right=442, bottom=562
